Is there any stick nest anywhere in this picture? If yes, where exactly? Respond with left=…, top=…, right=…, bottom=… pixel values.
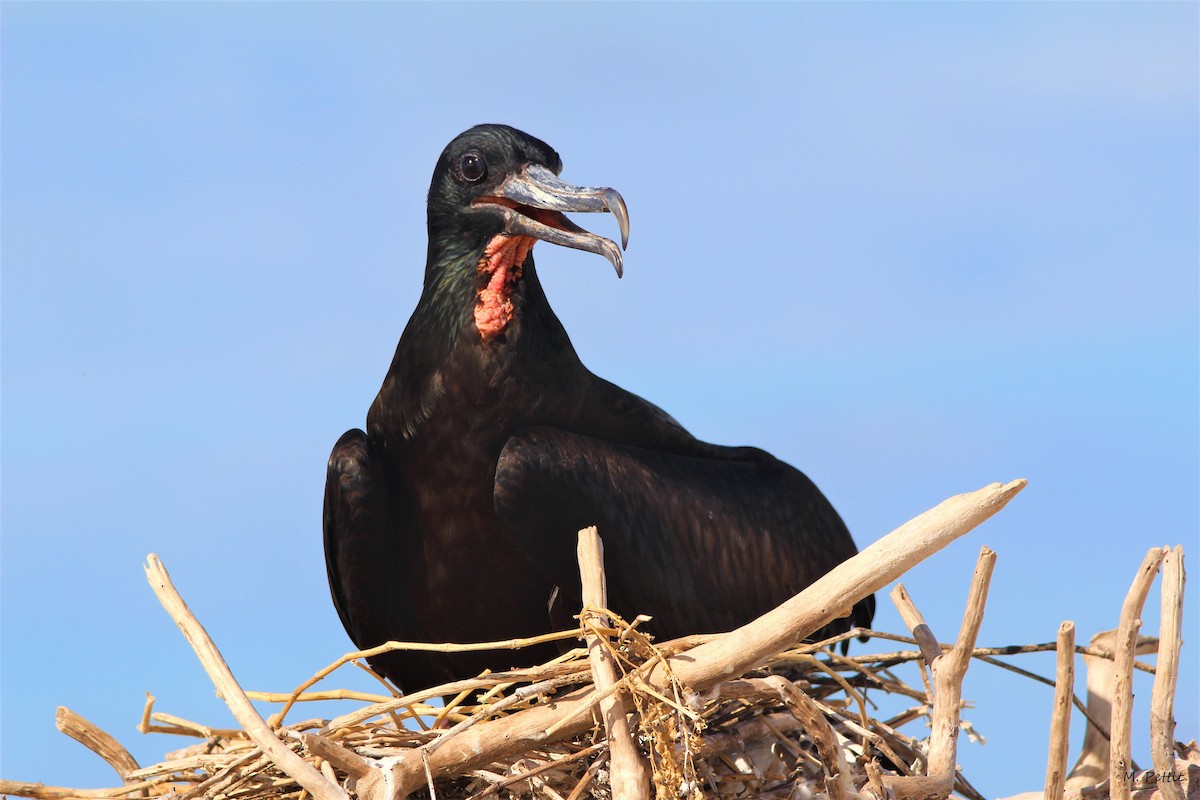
left=52, top=624, right=1002, bottom=800
left=17, top=622, right=1198, bottom=800
left=4, top=484, right=1194, bottom=800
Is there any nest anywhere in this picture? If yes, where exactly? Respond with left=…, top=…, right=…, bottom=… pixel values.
left=3, top=480, right=1196, bottom=800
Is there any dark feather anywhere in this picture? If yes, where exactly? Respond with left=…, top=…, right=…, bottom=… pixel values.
left=495, top=426, right=874, bottom=643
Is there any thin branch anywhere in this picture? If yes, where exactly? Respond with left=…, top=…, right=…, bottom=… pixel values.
left=294, top=732, right=373, bottom=781
left=1150, top=546, right=1185, bottom=800
left=323, top=664, right=589, bottom=733
left=889, top=584, right=936, bottom=698
left=0, top=779, right=160, bottom=800
left=881, top=545, right=997, bottom=800
left=835, top=634, right=1156, bottom=675
left=1110, top=547, right=1167, bottom=800
left=143, top=554, right=349, bottom=800
left=577, top=527, right=650, bottom=800
left=890, top=585, right=942, bottom=667
left=55, top=707, right=141, bottom=784
left=248, top=690, right=395, bottom=705
left=270, top=628, right=584, bottom=726
left=1044, top=621, right=1075, bottom=800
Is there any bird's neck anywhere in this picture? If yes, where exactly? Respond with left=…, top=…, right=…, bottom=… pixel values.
left=421, top=234, right=553, bottom=349
left=372, top=237, right=580, bottom=440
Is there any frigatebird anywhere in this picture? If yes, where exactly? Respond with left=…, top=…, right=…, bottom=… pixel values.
left=324, top=124, right=874, bottom=691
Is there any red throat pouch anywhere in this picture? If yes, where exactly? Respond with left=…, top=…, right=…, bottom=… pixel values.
left=475, top=235, right=535, bottom=341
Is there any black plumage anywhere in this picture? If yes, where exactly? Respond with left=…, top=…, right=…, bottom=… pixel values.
left=323, top=124, right=874, bottom=691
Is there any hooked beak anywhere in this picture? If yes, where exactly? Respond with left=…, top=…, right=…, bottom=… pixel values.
left=473, top=164, right=630, bottom=277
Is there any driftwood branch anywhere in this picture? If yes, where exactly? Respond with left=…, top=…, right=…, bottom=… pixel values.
left=143, top=554, right=349, bottom=800
left=1065, top=629, right=1159, bottom=793
left=296, top=732, right=374, bottom=781
left=1044, top=621, right=1076, bottom=800
left=879, top=545, right=997, bottom=800
left=647, top=481, right=1025, bottom=692
left=0, top=779, right=163, bottom=800
left=1110, top=547, right=1167, bottom=800
left=891, top=584, right=943, bottom=666
left=377, top=479, right=1025, bottom=798
left=999, top=546, right=1191, bottom=800
left=577, top=527, right=650, bottom=800
left=1149, top=546, right=1185, bottom=800
left=55, top=707, right=141, bottom=784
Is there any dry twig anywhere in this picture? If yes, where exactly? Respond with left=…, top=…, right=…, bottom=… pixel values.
left=878, top=545, right=996, bottom=800
left=1110, top=548, right=1167, bottom=800
left=577, top=527, right=650, bottom=800
left=143, top=554, right=348, bottom=800
left=55, top=707, right=141, bottom=784
left=1149, top=546, right=1185, bottom=800
left=1045, top=621, right=1076, bottom=800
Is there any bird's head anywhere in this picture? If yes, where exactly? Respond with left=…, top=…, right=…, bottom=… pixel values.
left=424, top=124, right=629, bottom=341
left=428, top=124, right=628, bottom=276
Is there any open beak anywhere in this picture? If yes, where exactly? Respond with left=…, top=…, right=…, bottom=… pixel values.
left=473, top=164, right=630, bottom=277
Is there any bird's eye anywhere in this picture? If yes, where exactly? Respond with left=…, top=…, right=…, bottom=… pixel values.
left=458, top=153, right=487, bottom=183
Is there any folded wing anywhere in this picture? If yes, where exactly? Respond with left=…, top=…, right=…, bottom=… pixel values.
left=494, top=426, right=875, bottom=644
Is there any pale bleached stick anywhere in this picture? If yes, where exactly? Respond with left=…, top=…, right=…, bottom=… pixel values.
left=890, top=584, right=937, bottom=698
left=890, top=585, right=942, bottom=667
left=1150, top=546, right=1185, bottom=800
left=123, top=753, right=249, bottom=781
left=0, top=778, right=161, bottom=800
left=147, top=712, right=216, bottom=738
left=1065, top=630, right=1157, bottom=792
left=647, top=480, right=1025, bottom=693
left=143, top=554, right=349, bottom=800
left=879, top=546, right=997, bottom=800
left=135, top=694, right=243, bottom=739
left=249, top=689, right=394, bottom=704
left=1044, top=621, right=1076, bottom=800
left=55, top=707, right=141, bottom=784
left=288, top=731, right=371, bottom=781
left=376, top=479, right=1025, bottom=799
left=577, top=527, right=650, bottom=800
left=1110, top=547, right=1167, bottom=800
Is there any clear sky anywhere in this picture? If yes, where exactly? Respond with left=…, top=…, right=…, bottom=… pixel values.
left=2, top=2, right=1197, bottom=796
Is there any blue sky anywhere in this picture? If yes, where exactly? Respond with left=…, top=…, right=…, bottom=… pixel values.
left=2, top=2, right=1197, bottom=796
